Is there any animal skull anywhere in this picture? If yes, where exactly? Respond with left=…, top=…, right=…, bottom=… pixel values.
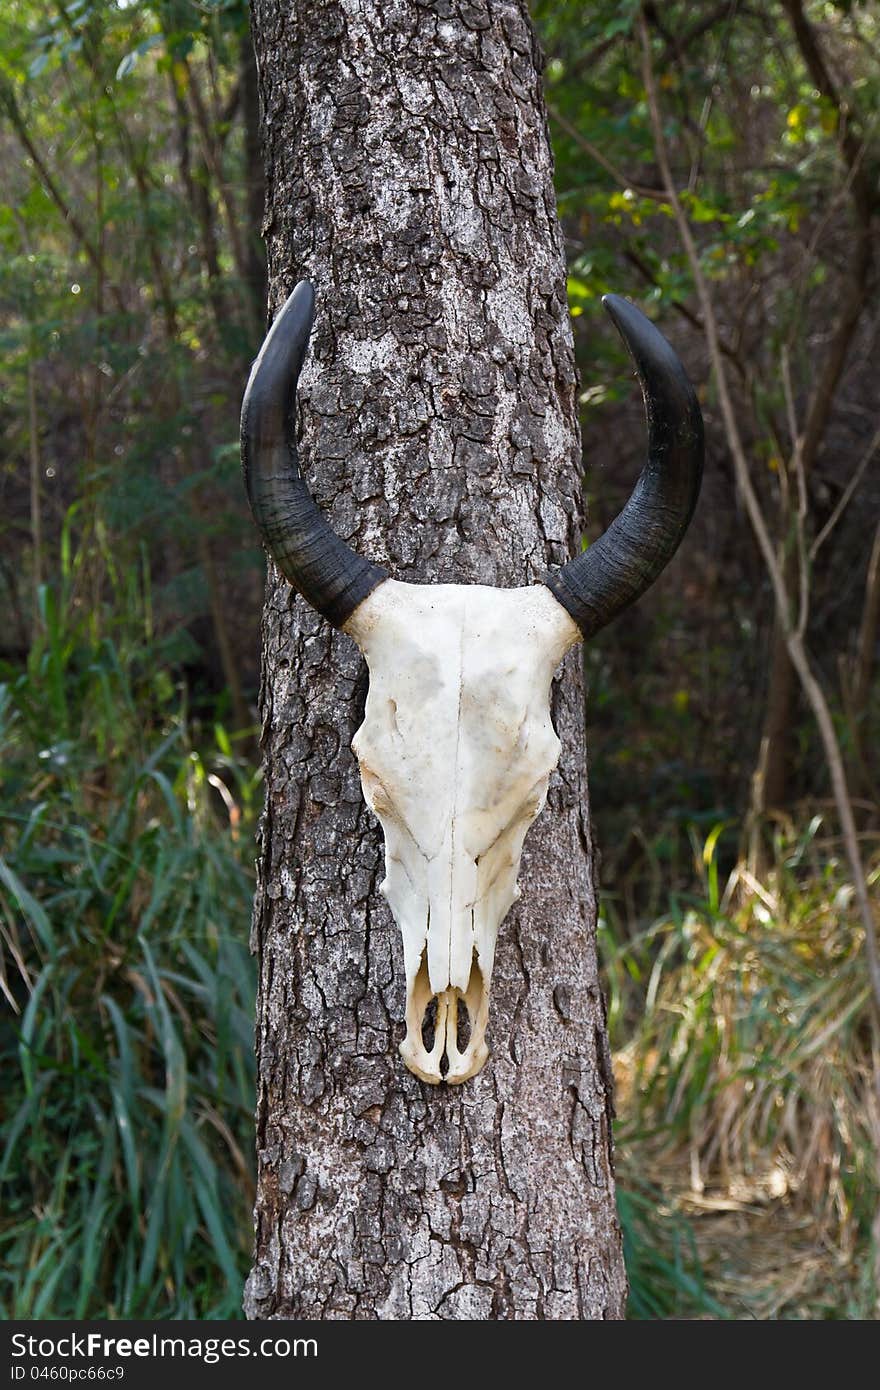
left=345, top=580, right=579, bottom=1083
left=241, top=281, right=703, bottom=1084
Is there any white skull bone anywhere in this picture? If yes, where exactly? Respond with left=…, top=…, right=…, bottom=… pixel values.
left=345, top=579, right=580, bottom=1084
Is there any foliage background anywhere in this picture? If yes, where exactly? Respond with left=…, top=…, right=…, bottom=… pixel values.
left=1, top=0, right=878, bottom=1318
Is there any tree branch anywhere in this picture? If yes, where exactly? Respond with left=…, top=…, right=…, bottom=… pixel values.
left=781, top=0, right=875, bottom=217
left=546, top=102, right=668, bottom=200
left=781, top=0, right=875, bottom=477
left=810, top=423, right=880, bottom=561
left=639, top=7, right=880, bottom=1015
left=0, top=80, right=126, bottom=314
left=623, top=245, right=745, bottom=376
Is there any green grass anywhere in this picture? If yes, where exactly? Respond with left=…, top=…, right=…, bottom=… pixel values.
left=0, top=554, right=259, bottom=1319
left=602, top=820, right=880, bottom=1319
left=616, top=1173, right=727, bottom=1319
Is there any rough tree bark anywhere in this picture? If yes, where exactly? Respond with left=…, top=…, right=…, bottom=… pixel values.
left=244, top=0, right=626, bottom=1320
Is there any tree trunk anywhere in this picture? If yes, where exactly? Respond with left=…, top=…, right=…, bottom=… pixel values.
left=749, top=608, right=795, bottom=825
left=244, top=0, right=626, bottom=1320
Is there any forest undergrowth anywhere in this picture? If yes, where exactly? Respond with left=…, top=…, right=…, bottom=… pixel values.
left=605, top=819, right=880, bottom=1318
left=1, top=554, right=876, bottom=1319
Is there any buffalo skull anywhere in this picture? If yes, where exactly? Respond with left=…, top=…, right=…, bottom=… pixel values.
left=241, top=282, right=703, bottom=1084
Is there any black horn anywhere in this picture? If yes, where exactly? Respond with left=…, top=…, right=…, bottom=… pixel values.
left=241, top=281, right=388, bottom=629
left=543, top=295, right=703, bottom=639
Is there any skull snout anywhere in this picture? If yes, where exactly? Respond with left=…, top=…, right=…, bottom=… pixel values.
left=401, top=950, right=490, bottom=1085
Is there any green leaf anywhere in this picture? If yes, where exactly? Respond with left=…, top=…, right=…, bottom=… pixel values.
left=0, top=856, right=56, bottom=957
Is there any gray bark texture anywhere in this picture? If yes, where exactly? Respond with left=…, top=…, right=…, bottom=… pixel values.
left=244, top=0, right=627, bottom=1320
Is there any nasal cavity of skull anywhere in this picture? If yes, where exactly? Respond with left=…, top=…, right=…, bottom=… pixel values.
left=456, top=975, right=473, bottom=1053
left=420, top=994, right=437, bottom=1052
left=416, top=947, right=479, bottom=1077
